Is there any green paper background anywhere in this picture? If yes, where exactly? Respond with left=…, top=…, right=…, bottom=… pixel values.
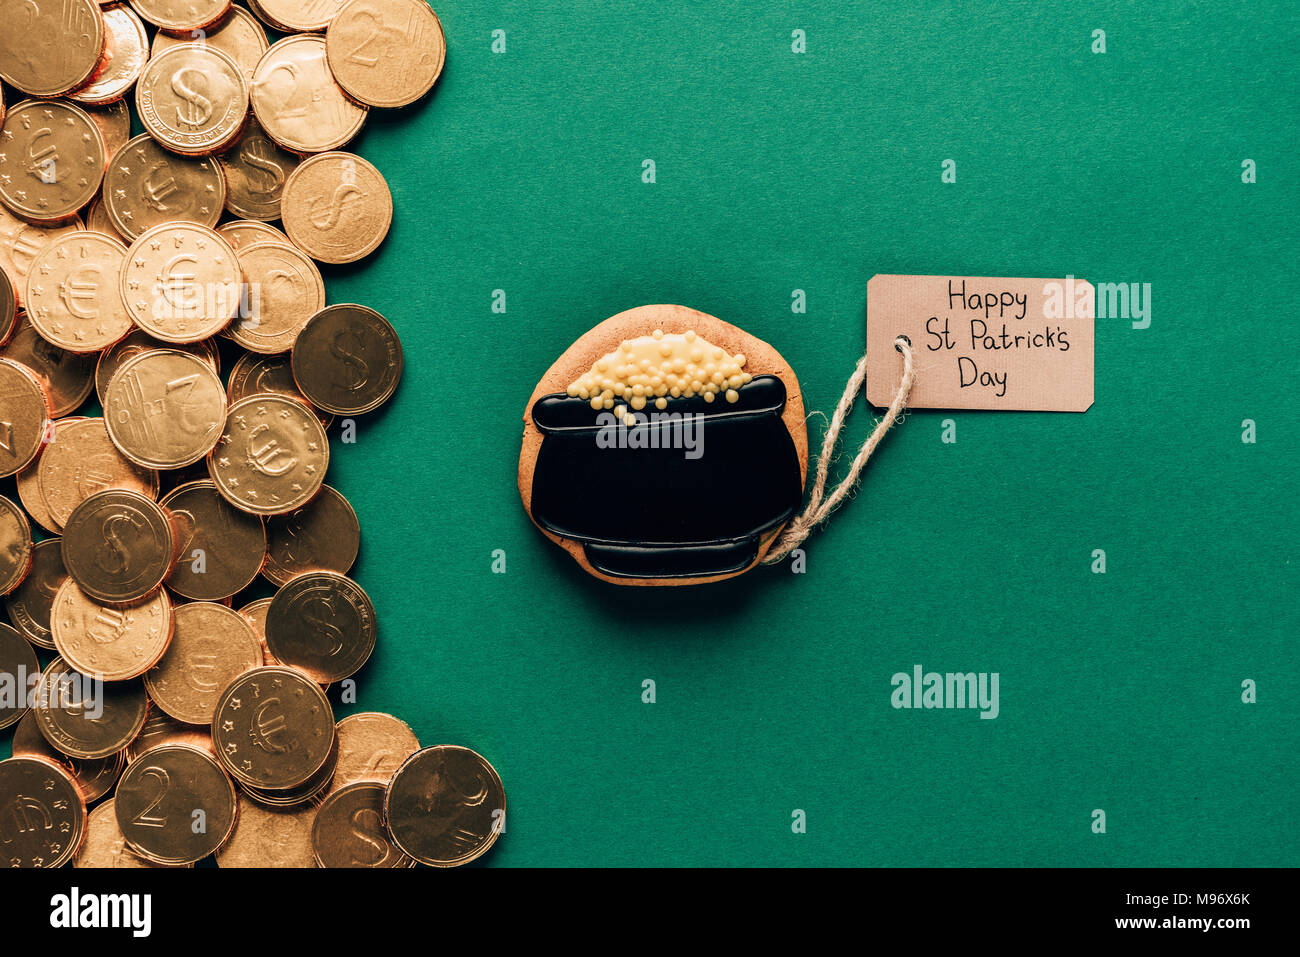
left=4, top=0, right=1298, bottom=867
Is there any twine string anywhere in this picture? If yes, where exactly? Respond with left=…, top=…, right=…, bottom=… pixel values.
left=763, top=335, right=915, bottom=564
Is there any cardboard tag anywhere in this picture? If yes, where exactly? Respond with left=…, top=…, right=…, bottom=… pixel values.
left=866, top=274, right=1094, bottom=411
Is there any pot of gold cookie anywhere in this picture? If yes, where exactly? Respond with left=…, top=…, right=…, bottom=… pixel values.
left=518, top=304, right=808, bottom=585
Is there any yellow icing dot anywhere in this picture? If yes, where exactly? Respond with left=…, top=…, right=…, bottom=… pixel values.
left=655, top=397, right=667, bottom=410
left=725, top=389, right=739, bottom=403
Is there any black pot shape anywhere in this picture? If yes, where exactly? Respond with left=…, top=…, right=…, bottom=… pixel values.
left=529, top=375, right=803, bottom=580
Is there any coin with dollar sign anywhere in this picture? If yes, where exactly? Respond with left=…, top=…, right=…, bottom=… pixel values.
left=291, top=304, right=403, bottom=416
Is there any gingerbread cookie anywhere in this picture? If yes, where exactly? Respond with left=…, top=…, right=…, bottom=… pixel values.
left=518, top=304, right=808, bottom=586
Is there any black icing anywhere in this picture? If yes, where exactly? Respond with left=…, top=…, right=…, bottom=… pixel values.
left=529, top=375, right=802, bottom=579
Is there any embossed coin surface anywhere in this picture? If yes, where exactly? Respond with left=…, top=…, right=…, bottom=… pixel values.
left=152, top=5, right=268, bottom=86
left=5, top=538, right=67, bottom=649
left=129, top=0, right=231, bottom=33
left=0, top=209, right=85, bottom=305
left=74, top=799, right=176, bottom=868
left=82, top=99, right=132, bottom=161
left=85, top=197, right=128, bottom=243
left=121, top=222, right=242, bottom=342
left=95, top=328, right=219, bottom=405
left=218, top=119, right=299, bottom=221
left=25, top=231, right=134, bottom=353
left=115, top=743, right=236, bottom=865
left=216, top=796, right=317, bottom=867
left=251, top=35, right=367, bottom=155
left=12, top=709, right=123, bottom=802
left=212, top=665, right=335, bottom=790
left=0, top=357, right=49, bottom=478
left=265, top=571, right=375, bottom=683
left=126, top=708, right=213, bottom=763
left=162, top=480, right=266, bottom=599
left=249, top=0, right=347, bottom=33
left=263, top=484, right=358, bottom=586
left=38, top=417, right=158, bottom=528
left=0, top=493, right=33, bottom=596
left=333, top=711, right=419, bottom=788
left=104, top=348, right=226, bottom=468
left=230, top=241, right=324, bottom=353
left=0, top=756, right=86, bottom=868
left=326, top=0, right=446, bottom=108
left=0, top=100, right=106, bottom=224
left=61, top=488, right=174, bottom=602
left=103, top=134, right=225, bottom=241
left=136, top=44, right=248, bottom=156
left=0, top=0, right=104, bottom=96
left=281, top=152, right=392, bottom=264
left=227, top=351, right=330, bottom=428
left=0, top=252, right=15, bottom=343
left=0, top=317, right=96, bottom=416
left=70, top=4, right=150, bottom=106
left=145, top=600, right=261, bottom=724
left=385, top=745, right=507, bottom=868
left=0, top=622, right=39, bottom=730
left=313, top=781, right=412, bottom=868
left=216, top=218, right=288, bottom=250
left=292, top=303, right=403, bottom=415
left=51, top=579, right=172, bottom=681
left=208, top=394, right=329, bottom=515
left=35, top=656, right=149, bottom=759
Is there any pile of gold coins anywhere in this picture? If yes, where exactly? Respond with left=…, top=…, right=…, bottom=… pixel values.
left=0, top=1, right=507, bottom=868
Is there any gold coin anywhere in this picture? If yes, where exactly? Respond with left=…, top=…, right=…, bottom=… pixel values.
left=0, top=756, right=86, bottom=868
left=216, top=795, right=317, bottom=867
left=0, top=315, right=97, bottom=415
left=229, top=241, right=324, bottom=353
left=161, top=479, right=266, bottom=599
left=385, top=745, right=506, bottom=868
left=37, top=417, right=158, bottom=529
left=115, top=743, right=237, bottom=865
left=25, top=231, right=134, bottom=352
left=0, top=262, right=14, bottom=344
left=104, top=348, right=226, bottom=467
left=81, top=98, right=132, bottom=161
left=217, top=118, right=300, bottom=221
left=216, top=217, right=288, bottom=250
left=227, top=351, right=331, bottom=428
left=70, top=4, right=150, bottom=106
left=249, top=0, right=347, bottom=33
left=144, top=600, right=261, bottom=724
left=237, top=596, right=271, bottom=644
left=0, top=357, right=50, bottom=478
left=85, top=196, right=128, bottom=243
left=313, top=781, right=412, bottom=867
left=0, top=493, right=33, bottom=595
left=129, top=0, right=231, bottom=33
left=333, top=711, right=418, bottom=788
left=61, top=488, right=175, bottom=602
left=326, top=0, right=446, bottom=108
left=136, top=44, right=249, bottom=156
left=52, top=579, right=173, bottom=681
left=208, top=393, right=329, bottom=515
left=35, top=656, right=149, bottom=759
left=291, top=303, right=402, bottom=415
left=12, top=709, right=124, bottom=801
left=4, top=538, right=67, bottom=648
left=120, top=221, right=243, bottom=341
left=125, top=706, right=212, bottom=763
left=212, top=665, right=335, bottom=790
left=263, top=484, right=358, bottom=586
left=0, top=100, right=106, bottom=224
left=0, top=622, right=39, bottom=730
left=15, top=457, right=61, bottom=535
left=0, top=209, right=85, bottom=307
left=265, top=571, right=374, bottom=682
left=241, top=734, right=336, bottom=807
left=103, top=133, right=225, bottom=241
left=74, top=799, right=179, bottom=868
left=0, top=0, right=104, bottom=97
left=95, top=327, right=219, bottom=405
left=152, top=5, right=269, bottom=87
left=251, top=35, right=367, bottom=155
left=281, top=151, right=391, bottom=264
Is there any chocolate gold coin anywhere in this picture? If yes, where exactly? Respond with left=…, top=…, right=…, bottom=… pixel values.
left=4, top=538, right=67, bottom=649
left=61, top=488, right=175, bottom=602
left=0, top=315, right=97, bottom=415
left=241, top=734, right=336, bottom=807
left=291, top=303, right=402, bottom=415
left=313, top=781, right=412, bottom=868
left=129, top=0, right=232, bottom=33
left=121, top=222, right=243, bottom=342
left=265, top=570, right=375, bottom=683
left=263, top=484, right=358, bottom=587
left=218, top=119, right=300, bottom=221
left=35, top=656, right=149, bottom=759
left=385, top=745, right=507, bottom=868
left=248, top=0, right=347, bottom=34
left=136, top=44, right=249, bottom=156
left=74, top=799, right=178, bottom=868
left=37, top=416, right=159, bottom=528
left=281, top=151, right=392, bottom=264
left=216, top=795, right=317, bottom=867
left=227, top=351, right=331, bottom=428
left=208, top=394, right=329, bottom=515
left=0, top=100, right=106, bottom=224
left=0, top=265, right=15, bottom=344
left=0, top=756, right=86, bottom=868
left=0, top=622, right=39, bottom=730
left=216, top=218, right=288, bottom=250
left=333, top=711, right=419, bottom=788
left=115, top=743, right=237, bottom=866
left=70, top=4, right=150, bottom=106
left=326, top=0, right=446, bottom=108
left=103, top=134, right=225, bottom=241
left=0, top=209, right=86, bottom=306
left=229, top=240, right=324, bottom=353
left=51, top=579, right=173, bottom=681
left=104, top=348, right=226, bottom=468
left=0, top=357, right=50, bottom=478
left=211, top=665, right=335, bottom=790
left=144, top=600, right=261, bottom=724
left=161, top=480, right=267, bottom=599
left=0, top=493, right=33, bottom=596
left=152, top=5, right=268, bottom=87
left=12, top=710, right=124, bottom=802
left=126, top=707, right=213, bottom=763
left=251, top=35, right=367, bottom=155
left=25, top=231, right=135, bottom=352
left=95, top=328, right=220, bottom=405
left=0, top=0, right=104, bottom=97
left=15, top=459, right=63, bottom=536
